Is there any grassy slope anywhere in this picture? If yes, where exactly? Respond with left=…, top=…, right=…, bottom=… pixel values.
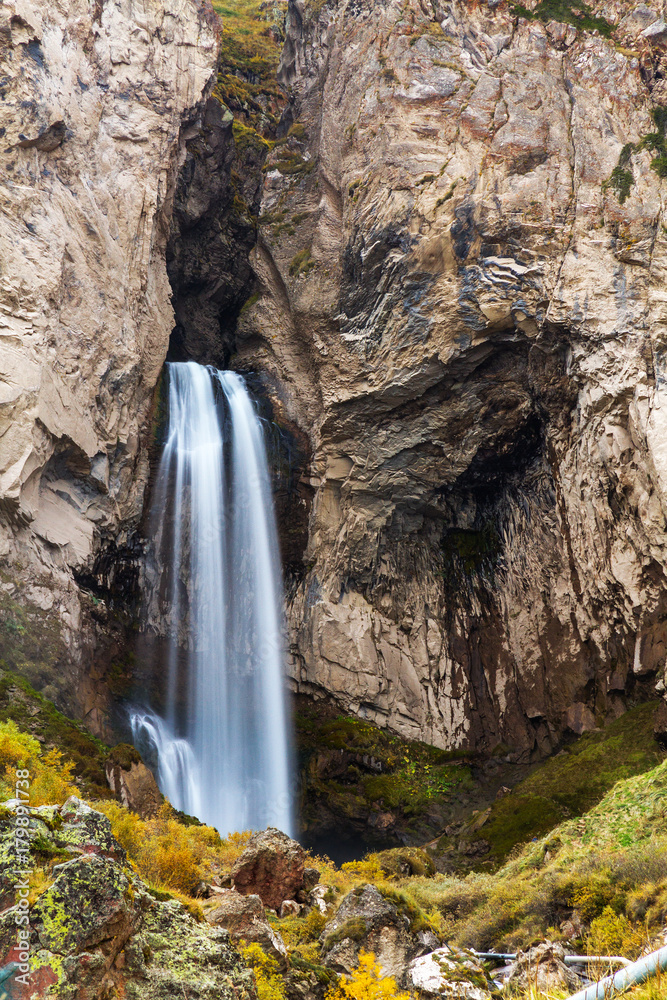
left=0, top=669, right=114, bottom=800
left=408, top=758, right=667, bottom=955
left=443, top=702, right=665, bottom=867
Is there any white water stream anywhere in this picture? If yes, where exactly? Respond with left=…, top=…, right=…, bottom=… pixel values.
left=132, top=361, right=293, bottom=836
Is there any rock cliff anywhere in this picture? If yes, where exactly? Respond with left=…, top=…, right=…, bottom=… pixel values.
left=0, top=0, right=218, bottom=731
left=231, top=0, right=667, bottom=756
left=4, top=0, right=667, bottom=763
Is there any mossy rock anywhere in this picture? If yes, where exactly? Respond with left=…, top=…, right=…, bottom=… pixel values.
left=511, top=0, right=613, bottom=36
left=107, top=743, right=142, bottom=771
left=377, top=886, right=437, bottom=934
left=32, top=855, right=133, bottom=953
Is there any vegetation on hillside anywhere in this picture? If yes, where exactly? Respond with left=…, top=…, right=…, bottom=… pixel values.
left=2, top=688, right=667, bottom=998
left=407, top=757, right=667, bottom=955
left=0, top=584, right=67, bottom=698
left=0, top=669, right=114, bottom=800
left=442, top=702, right=665, bottom=867
left=212, top=0, right=288, bottom=136
left=0, top=719, right=78, bottom=807
left=297, top=699, right=665, bottom=868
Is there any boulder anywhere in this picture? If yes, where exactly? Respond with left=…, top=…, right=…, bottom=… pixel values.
left=105, top=747, right=162, bottom=819
left=409, top=946, right=492, bottom=998
left=0, top=797, right=124, bottom=911
left=310, top=885, right=331, bottom=915
left=506, top=941, right=582, bottom=993
left=230, top=827, right=305, bottom=911
left=560, top=911, right=585, bottom=940
left=33, top=855, right=138, bottom=954
left=0, top=799, right=259, bottom=999
left=206, top=889, right=288, bottom=967
left=321, top=884, right=434, bottom=982
left=280, top=899, right=302, bottom=918
left=57, top=797, right=127, bottom=860
left=303, top=867, right=321, bottom=891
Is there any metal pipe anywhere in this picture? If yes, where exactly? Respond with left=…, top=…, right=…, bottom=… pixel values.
left=472, top=952, right=630, bottom=968
left=566, top=943, right=667, bottom=1000
left=472, top=952, right=517, bottom=962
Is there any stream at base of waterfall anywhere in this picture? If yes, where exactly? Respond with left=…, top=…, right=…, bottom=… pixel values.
left=131, top=362, right=293, bottom=836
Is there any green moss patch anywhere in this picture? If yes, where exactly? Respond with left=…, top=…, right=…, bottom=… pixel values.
left=297, top=702, right=475, bottom=846
left=459, top=702, right=664, bottom=866
left=378, top=886, right=437, bottom=934
left=0, top=585, right=67, bottom=692
left=639, top=108, right=667, bottom=179
left=374, top=847, right=435, bottom=878
left=511, top=0, right=613, bottom=37
left=289, top=248, right=316, bottom=277
left=441, top=525, right=501, bottom=577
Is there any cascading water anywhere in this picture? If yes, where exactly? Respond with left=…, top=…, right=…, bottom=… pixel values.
left=132, top=361, right=293, bottom=836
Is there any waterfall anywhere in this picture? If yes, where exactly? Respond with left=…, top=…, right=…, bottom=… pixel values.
left=133, top=361, right=293, bottom=836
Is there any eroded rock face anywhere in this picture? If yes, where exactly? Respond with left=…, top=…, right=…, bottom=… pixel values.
left=234, top=0, right=667, bottom=755
left=105, top=756, right=162, bottom=819
left=0, top=0, right=218, bottom=731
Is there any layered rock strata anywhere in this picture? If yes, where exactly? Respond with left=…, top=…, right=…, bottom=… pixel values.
left=233, top=0, right=667, bottom=755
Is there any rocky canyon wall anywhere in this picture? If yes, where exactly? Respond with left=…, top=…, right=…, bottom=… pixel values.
left=231, top=0, right=667, bottom=757
left=0, top=0, right=218, bottom=733
left=4, top=0, right=667, bottom=764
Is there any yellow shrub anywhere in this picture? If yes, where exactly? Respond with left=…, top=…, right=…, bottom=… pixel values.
left=30, top=749, right=78, bottom=806
left=218, top=828, right=254, bottom=867
left=0, top=721, right=78, bottom=806
left=97, top=800, right=146, bottom=858
left=96, top=800, right=222, bottom=895
left=570, top=874, right=618, bottom=923
left=28, top=867, right=53, bottom=906
left=304, top=906, right=327, bottom=940
left=341, top=857, right=385, bottom=883
left=326, top=951, right=411, bottom=1000
left=240, top=942, right=287, bottom=1000
left=0, top=720, right=40, bottom=770
left=588, top=906, right=646, bottom=959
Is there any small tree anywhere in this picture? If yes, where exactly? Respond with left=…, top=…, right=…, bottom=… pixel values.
left=327, top=951, right=411, bottom=1000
